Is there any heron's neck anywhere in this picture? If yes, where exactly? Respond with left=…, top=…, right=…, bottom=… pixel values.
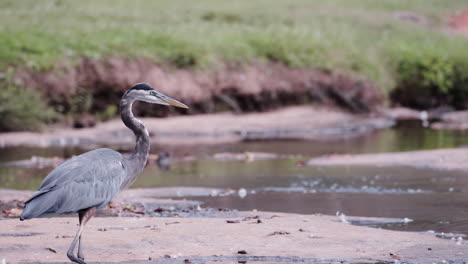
left=120, top=97, right=150, bottom=179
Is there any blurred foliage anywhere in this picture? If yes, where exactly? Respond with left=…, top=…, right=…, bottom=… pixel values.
left=0, top=82, right=55, bottom=131
left=168, top=51, right=199, bottom=68
left=391, top=45, right=468, bottom=109
left=97, top=104, right=118, bottom=122
left=47, top=87, right=93, bottom=125
left=398, top=56, right=454, bottom=93
left=201, top=12, right=243, bottom=24
left=69, top=88, right=93, bottom=116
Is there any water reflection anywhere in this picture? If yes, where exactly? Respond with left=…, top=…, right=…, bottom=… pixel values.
left=196, top=191, right=468, bottom=235
left=3, top=121, right=468, bottom=163
left=134, top=162, right=468, bottom=193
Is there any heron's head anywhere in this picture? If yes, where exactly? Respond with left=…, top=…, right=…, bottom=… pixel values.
left=124, top=83, right=188, bottom=108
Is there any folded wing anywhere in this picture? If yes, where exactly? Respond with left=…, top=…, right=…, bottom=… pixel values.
left=21, top=148, right=126, bottom=220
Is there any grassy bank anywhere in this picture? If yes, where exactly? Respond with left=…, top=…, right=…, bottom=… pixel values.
left=1, top=0, right=467, bottom=87
left=1, top=0, right=468, bottom=130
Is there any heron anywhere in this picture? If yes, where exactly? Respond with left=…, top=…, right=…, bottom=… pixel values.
left=19, top=83, right=188, bottom=264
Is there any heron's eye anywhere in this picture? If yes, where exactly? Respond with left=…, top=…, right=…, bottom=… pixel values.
left=150, top=91, right=157, bottom=97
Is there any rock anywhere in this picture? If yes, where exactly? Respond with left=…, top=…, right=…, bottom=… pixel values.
left=381, top=107, right=421, bottom=121
left=431, top=110, right=468, bottom=130
left=73, top=115, right=96, bottom=129
left=2, top=208, right=22, bottom=217
left=238, top=188, right=247, bottom=198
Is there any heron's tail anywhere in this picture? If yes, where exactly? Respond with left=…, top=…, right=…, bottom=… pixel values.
left=20, top=189, right=56, bottom=220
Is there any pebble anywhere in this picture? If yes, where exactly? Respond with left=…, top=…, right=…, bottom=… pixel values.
left=238, top=188, right=247, bottom=198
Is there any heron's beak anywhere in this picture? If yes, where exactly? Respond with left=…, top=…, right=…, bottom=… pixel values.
left=160, top=94, right=189, bottom=109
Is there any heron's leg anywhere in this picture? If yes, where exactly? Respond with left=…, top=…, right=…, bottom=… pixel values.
left=78, top=232, right=85, bottom=261
left=77, top=211, right=86, bottom=261
left=67, top=222, right=86, bottom=264
left=67, top=207, right=96, bottom=264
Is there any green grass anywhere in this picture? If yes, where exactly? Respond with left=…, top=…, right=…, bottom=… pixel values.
left=0, top=0, right=467, bottom=92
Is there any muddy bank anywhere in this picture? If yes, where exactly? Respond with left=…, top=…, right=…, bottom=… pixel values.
left=13, top=58, right=382, bottom=120
left=307, top=148, right=468, bottom=171
left=0, top=106, right=394, bottom=147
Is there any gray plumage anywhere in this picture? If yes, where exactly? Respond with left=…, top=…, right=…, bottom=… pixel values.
left=19, top=83, right=188, bottom=264
left=21, top=149, right=126, bottom=219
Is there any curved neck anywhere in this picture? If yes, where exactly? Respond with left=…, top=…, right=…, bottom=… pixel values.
left=120, top=97, right=150, bottom=181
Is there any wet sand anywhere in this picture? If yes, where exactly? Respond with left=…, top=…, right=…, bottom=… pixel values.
left=2, top=212, right=468, bottom=264
left=0, top=106, right=392, bottom=147
left=307, top=148, right=468, bottom=171
left=1, top=188, right=468, bottom=263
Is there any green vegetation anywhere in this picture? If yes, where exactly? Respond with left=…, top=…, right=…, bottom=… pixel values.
left=0, top=81, right=54, bottom=131
left=0, top=0, right=468, bottom=130
left=391, top=42, right=468, bottom=109
left=0, top=0, right=467, bottom=85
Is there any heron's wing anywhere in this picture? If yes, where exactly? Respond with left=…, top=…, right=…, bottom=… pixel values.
left=23, top=148, right=127, bottom=217
left=38, top=148, right=124, bottom=189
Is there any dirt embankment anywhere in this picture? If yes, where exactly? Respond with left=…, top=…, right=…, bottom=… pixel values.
left=14, top=58, right=382, bottom=119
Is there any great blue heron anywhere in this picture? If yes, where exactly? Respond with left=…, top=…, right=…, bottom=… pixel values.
left=20, top=83, right=188, bottom=264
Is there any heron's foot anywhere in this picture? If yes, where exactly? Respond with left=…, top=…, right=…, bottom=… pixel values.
left=77, top=245, right=85, bottom=261
left=67, top=250, right=87, bottom=264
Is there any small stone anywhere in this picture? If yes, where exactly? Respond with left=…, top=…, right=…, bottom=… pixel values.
left=45, top=247, right=57, bottom=253
left=237, top=250, right=247, bottom=254
left=238, top=188, right=247, bottom=198
left=268, top=231, right=290, bottom=236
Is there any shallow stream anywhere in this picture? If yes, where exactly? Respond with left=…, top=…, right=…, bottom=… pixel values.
left=2, top=121, right=468, bottom=235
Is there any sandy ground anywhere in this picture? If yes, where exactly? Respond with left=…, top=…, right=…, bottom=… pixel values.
left=307, top=148, right=468, bottom=171
left=2, top=212, right=468, bottom=264
left=1, top=188, right=468, bottom=263
left=0, top=106, right=392, bottom=147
